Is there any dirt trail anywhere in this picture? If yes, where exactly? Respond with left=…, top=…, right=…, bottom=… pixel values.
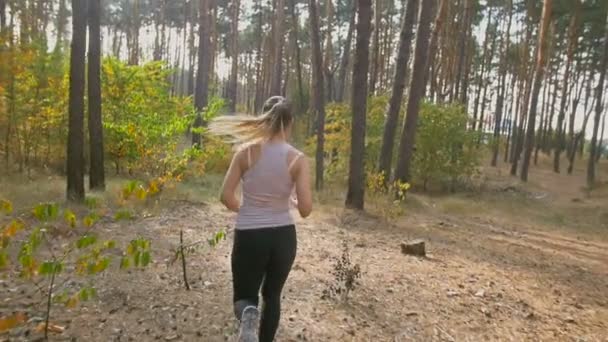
left=3, top=195, right=607, bottom=341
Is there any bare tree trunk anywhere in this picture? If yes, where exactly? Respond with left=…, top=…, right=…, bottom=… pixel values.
left=454, top=0, right=472, bottom=103
left=253, top=0, right=264, bottom=112
left=309, top=0, right=326, bottom=190
left=553, top=1, right=580, bottom=173
left=368, top=0, right=381, bottom=95
left=289, top=0, right=306, bottom=114
left=193, top=0, right=210, bottom=147
left=270, top=0, right=286, bottom=95
left=504, top=73, right=518, bottom=162
left=423, top=0, right=448, bottom=96
left=336, top=0, right=357, bottom=102
left=597, top=114, right=606, bottom=162
left=377, top=0, right=419, bottom=180
left=88, top=0, right=105, bottom=191
left=520, top=0, right=553, bottom=182
left=511, top=0, right=537, bottom=175
left=471, top=6, right=492, bottom=129
left=67, top=0, right=87, bottom=202
left=0, top=0, right=6, bottom=32
left=491, top=0, right=513, bottom=166
left=587, top=9, right=608, bottom=188
left=567, top=67, right=585, bottom=158
left=394, top=0, right=433, bottom=183
left=346, top=0, right=372, bottom=210
left=323, top=0, right=335, bottom=102
left=227, top=0, right=240, bottom=112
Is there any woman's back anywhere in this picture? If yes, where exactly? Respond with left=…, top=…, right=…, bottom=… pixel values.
left=236, top=142, right=300, bottom=230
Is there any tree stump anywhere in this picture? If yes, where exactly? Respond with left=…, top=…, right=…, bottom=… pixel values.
left=400, top=239, right=426, bottom=257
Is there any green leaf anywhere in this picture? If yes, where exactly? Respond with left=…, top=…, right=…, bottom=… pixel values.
left=39, top=261, right=62, bottom=275
left=76, top=235, right=97, bottom=249
left=114, top=209, right=133, bottom=221
left=134, top=251, right=141, bottom=267
left=120, top=257, right=130, bottom=269
left=141, top=251, right=151, bottom=267
left=63, top=209, right=77, bottom=228
left=79, top=288, right=90, bottom=301
left=0, top=199, right=13, bottom=215
left=0, top=250, right=8, bottom=269
left=104, top=240, right=116, bottom=249
left=83, top=213, right=99, bottom=227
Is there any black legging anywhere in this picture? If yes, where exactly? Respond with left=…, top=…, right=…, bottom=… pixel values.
left=231, top=225, right=297, bottom=342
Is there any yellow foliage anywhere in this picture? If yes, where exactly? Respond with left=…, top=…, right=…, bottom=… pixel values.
left=0, top=313, right=27, bottom=332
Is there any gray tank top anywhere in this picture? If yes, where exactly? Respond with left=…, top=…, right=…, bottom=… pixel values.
left=236, top=142, right=301, bottom=230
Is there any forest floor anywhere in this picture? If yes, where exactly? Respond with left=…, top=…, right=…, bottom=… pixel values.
left=1, top=156, right=608, bottom=341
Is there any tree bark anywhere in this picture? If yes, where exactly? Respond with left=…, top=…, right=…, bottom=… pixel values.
left=227, top=0, right=240, bottom=112
left=510, top=0, right=535, bottom=174
left=454, top=0, right=472, bottom=104
left=193, top=0, right=211, bottom=147
left=553, top=1, right=580, bottom=172
left=270, top=0, right=286, bottom=95
left=0, top=0, right=6, bottom=32
left=289, top=0, right=305, bottom=113
left=67, top=0, right=87, bottom=202
left=88, top=0, right=105, bottom=191
left=336, top=0, right=357, bottom=102
left=597, top=114, right=606, bottom=162
left=587, top=9, right=608, bottom=188
left=491, top=0, right=513, bottom=167
left=309, top=0, right=326, bottom=190
left=377, top=0, right=419, bottom=181
left=346, top=0, right=372, bottom=210
left=368, top=0, right=381, bottom=95
left=471, top=6, right=493, bottom=130
left=520, top=0, right=553, bottom=182
left=393, top=0, right=433, bottom=183
left=423, top=0, right=447, bottom=96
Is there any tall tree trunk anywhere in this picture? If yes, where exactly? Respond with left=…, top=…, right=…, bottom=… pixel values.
left=491, top=0, right=513, bottom=166
left=88, top=0, right=105, bottom=191
left=553, top=1, right=580, bottom=173
left=510, top=0, right=535, bottom=174
left=597, top=114, right=606, bottom=162
left=520, top=0, right=553, bottom=182
left=0, top=0, right=5, bottom=32
left=471, top=6, right=492, bottom=129
left=423, top=0, right=448, bottom=96
left=504, top=73, right=518, bottom=162
left=128, top=0, right=140, bottom=65
left=346, top=0, right=372, bottom=210
left=193, top=0, right=211, bottom=147
left=54, top=0, right=68, bottom=51
left=587, top=10, right=608, bottom=188
left=289, top=0, right=305, bottom=114
left=567, top=67, right=585, bottom=159
left=323, top=0, right=335, bottom=102
left=67, top=0, right=87, bottom=202
left=227, top=0, right=240, bottom=112
left=270, top=0, right=286, bottom=95
left=394, top=0, right=433, bottom=183
left=253, top=0, right=264, bottom=112
left=336, top=0, right=357, bottom=102
left=454, top=0, right=472, bottom=103
left=309, top=0, right=326, bottom=190
left=368, top=0, right=381, bottom=95
left=377, top=0, right=418, bottom=180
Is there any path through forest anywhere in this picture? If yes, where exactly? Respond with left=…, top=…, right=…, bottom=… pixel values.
left=3, top=165, right=608, bottom=341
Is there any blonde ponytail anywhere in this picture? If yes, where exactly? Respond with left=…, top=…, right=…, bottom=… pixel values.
left=208, top=99, right=293, bottom=147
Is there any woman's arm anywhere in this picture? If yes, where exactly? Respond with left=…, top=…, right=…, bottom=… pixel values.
left=293, top=157, right=312, bottom=218
left=220, top=150, right=244, bottom=212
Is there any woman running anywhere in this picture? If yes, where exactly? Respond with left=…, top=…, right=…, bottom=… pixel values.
left=209, top=96, right=312, bottom=342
